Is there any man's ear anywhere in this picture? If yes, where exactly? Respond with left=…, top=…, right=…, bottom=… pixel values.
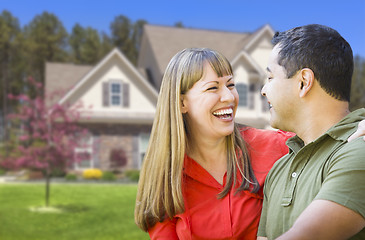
left=298, top=68, right=314, bottom=98
left=180, top=95, right=188, bottom=113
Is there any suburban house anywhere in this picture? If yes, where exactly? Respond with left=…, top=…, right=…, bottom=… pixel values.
left=45, top=24, right=274, bottom=172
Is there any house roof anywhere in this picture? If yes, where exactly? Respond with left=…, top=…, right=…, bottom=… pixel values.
left=45, top=63, right=93, bottom=105
left=54, top=48, right=158, bottom=106
left=141, top=24, right=272, bottom=74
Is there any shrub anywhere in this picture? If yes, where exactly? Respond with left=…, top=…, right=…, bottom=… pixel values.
left=110, top=148, right=127, bottom=168
left=82, top=168, right=102, bottom=180
left=65, top=173, right=77, bottom=181
left=102, top=171, right=116, bottom=181
left=124, top=169, right=140, bottom=181
left=0, top=168, right=5, bottom=176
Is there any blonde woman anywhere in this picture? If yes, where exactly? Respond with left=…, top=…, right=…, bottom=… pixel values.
left=135, top=48, right=365, bottom=239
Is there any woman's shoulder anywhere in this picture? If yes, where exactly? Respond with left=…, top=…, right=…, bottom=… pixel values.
left=239, top=126, right=293, bottom=144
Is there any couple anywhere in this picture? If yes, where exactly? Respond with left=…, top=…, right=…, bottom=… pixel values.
left=135, top=24, right=365, bottom=239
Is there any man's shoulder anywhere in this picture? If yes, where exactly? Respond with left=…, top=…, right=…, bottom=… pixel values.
left=328, top=137, right=365, bottom=167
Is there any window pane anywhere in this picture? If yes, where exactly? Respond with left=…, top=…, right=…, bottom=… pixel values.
left=111, top=95, right=120, bottom=105
left=111, top=83, right=121, bottom=93
left=236, top=83, right=248, bottom=106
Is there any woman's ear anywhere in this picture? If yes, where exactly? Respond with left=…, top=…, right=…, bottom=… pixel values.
left=181, top=95, right=188, bottom=113
left=298, top=68, right=314, bottom=98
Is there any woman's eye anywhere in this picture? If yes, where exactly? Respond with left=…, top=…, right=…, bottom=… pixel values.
left=207, top=86, right=218, bottom=91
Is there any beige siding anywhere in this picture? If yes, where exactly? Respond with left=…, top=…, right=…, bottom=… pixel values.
left=250, top=37, right=273, bottom=71
left=69, top=55, right=156, bottom=114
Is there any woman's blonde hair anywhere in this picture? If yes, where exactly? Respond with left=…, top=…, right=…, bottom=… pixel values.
left=135, top=48, right=258, bottom=231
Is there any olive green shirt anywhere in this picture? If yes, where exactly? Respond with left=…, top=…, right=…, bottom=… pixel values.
left=258, top=108, right=365, bottom=239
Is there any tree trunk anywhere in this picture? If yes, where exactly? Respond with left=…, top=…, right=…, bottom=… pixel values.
left=45, top=170, right=50, bottom=207
left=2, top=59, right=9, bottom=157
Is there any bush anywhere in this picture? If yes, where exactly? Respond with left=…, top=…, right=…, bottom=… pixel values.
left=110, top=148, right=127, bottom=168
left=0, top=168, right=5, bottom=176
left=124, top=169, right=140, bottom=181
left=51, top=167, right=66, bottom=177
left=65, top=173, right=77, bottom=181
left=102, top=171, right=116, bottom=181
left=82, top=168, right=102, bottom=180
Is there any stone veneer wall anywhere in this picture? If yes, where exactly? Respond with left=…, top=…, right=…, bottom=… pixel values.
left=82, top=123, right=152, bottom=171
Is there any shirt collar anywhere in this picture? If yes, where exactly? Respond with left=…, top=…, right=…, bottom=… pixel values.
left=183, top=154, right=224, bottom=189
left=286, top=108, right=365, bottom=153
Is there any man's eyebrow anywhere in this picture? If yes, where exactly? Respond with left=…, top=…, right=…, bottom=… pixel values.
left=266, top=67, right=272, bottom=73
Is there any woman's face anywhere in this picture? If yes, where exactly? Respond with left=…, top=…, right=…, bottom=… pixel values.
left=181, top=63, right=239, bottom=141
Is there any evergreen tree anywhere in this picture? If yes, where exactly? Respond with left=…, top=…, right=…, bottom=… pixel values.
left=0, top=10, right=23, bottom=146
left=70, top=24, right=104, bottom=64
left=23, top=11, right=68, bottom=88
left=110, top=15, right=147, bottom=65
left=350, top=55, right=365, bottom=111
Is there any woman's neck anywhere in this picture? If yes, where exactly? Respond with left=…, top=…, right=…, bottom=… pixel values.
left=187, top=135, right=227, bottom=184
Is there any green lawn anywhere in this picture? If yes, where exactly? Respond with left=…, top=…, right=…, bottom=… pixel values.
left=0, top=183, right=149, bottom=240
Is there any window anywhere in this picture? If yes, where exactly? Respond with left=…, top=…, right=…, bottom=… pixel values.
left=261, top=94, right=270, bottom=112
left=102, top=81, right=129, bottom=107
left=110, top=82, right=122, bottom=106
left=74, top=135, right=94, bottom=170
left=139, top=133, right=150, bottom=168
left=236, top=83, right=248, bottom=107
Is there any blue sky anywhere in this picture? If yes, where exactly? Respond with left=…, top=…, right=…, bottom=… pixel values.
left=1, top=0, right=365, bottom=57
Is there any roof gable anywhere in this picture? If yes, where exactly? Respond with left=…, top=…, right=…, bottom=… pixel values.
left=58, top=48, right=158, bottom=107
left=244, top=24, right=275, bottom=52
left=45, top=62, right=93, bottom=106
left=141, top=25, right=251, bottom=74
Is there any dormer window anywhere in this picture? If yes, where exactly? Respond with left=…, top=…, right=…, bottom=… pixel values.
left=102, top=80, right=129, bottom=107
left=110, top=82, right=122, bottom=106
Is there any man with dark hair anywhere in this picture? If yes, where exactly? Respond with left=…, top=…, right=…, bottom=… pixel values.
left=257, top=24, right=365, bottom=239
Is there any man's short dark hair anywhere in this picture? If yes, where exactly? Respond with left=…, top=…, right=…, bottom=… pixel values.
left=272, top=24, right=353, bottom=101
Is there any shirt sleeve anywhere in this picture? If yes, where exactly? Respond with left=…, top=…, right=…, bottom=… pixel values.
left=148, top=217, right=179, bottom=240
left=315, top=138, right=365, bottom=218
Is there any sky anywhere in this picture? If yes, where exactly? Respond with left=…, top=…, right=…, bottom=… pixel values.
left=1, top=0, right=365, bottom=57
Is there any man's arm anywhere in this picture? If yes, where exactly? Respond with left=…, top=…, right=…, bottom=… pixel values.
left=276, top=199, right=365, bottom=240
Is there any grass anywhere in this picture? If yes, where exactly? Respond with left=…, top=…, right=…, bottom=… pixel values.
left=0, top=183, right=149, bottom=240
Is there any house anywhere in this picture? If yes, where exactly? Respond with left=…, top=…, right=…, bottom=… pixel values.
left=45, top=24, right=274, bottom=172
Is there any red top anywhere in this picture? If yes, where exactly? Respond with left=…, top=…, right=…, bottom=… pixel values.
left=149, top=128, right=293, bottom=240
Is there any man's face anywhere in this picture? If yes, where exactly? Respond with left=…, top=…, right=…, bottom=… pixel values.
left=261, top=45, right=299, bottom=131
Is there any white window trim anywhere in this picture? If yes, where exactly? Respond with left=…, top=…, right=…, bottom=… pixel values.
left=138, top=133, right=150, bottom=169
left=74, top=136, right=94, bottom=170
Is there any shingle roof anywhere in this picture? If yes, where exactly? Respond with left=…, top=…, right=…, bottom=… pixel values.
left=45, top=62, right=93, bottom=105
left=142, top=24, right=261, bottom=74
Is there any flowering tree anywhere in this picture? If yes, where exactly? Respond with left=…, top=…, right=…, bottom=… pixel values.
left=1, top=77, right=89, bottom=206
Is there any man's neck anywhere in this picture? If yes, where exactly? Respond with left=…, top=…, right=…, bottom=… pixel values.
left=296, top=104, right=350, bottom=145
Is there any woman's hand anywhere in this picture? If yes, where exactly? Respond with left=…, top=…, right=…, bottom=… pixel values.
left=348, top=119, right=365, bottom=142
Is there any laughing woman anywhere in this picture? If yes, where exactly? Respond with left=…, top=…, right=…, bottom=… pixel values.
left=134, top=48, right=364, bottom=240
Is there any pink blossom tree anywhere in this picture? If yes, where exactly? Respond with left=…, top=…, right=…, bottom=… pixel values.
left=1, top=77, right=89, bottom=206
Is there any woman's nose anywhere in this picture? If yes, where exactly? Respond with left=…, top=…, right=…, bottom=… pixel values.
left=220, top=86, right=235, bottom=102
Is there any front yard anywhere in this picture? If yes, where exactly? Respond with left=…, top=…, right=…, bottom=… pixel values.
left=0, top=183, right=149, bottom=240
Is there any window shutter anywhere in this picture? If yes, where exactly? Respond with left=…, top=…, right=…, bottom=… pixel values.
left=123, top=83, right=129, bottom=107
left=249, top=83, right=255, bottom=110
left=102, top=82, right=109, bottom=107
